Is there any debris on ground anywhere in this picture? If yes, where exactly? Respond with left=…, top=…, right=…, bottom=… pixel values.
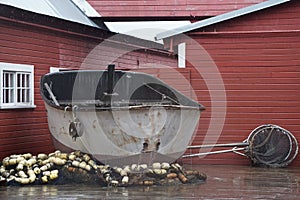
left=0, top=150, right=206, bottom=187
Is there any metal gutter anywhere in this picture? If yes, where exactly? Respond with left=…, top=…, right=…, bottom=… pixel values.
left=155, top=0, right=290, bottom=40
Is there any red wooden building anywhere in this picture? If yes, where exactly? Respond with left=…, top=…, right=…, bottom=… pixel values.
left=156, top=0, right=300, bottom=166
left=1, top=0, right=299, bottom=167
left=88, top=0, right=265, bottom=20
left=0, top=1, right=178, bottom=159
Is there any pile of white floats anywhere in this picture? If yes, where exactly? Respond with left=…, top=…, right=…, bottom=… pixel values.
left=0, top=150, right=206, bottom=187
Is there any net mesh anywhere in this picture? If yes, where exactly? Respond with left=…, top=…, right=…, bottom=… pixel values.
left=245, top=124, right=298, bottom=168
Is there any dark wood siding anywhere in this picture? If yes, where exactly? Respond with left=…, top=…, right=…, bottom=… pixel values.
left=88, top=0, right=264, bottom=19
left=180, top=1, right=300, bottom=166
left=0, top=18, right=177, bottom=159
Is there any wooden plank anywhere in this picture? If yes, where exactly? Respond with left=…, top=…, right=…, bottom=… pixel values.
left=88, top=0, right=264, bottom=17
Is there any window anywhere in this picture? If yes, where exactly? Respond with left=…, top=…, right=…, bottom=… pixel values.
left=0, top=62, right=36, bottom=109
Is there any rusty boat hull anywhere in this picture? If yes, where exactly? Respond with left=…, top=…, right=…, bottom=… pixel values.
left=40, top=66, right=204, bottom=166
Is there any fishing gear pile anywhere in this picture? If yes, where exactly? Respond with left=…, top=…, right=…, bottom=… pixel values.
left=0, top=150, right=206, bottom=187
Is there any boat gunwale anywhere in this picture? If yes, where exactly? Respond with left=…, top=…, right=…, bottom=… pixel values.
left=45, top=103, right=205, bottom=111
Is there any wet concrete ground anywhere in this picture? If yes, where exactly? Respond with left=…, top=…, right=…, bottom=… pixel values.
left=0, top=164, right=299, bottom=199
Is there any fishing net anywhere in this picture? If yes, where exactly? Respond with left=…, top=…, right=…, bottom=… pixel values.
left=184, top=124, right=298, bottom=168
left=245, top=124, right=298, bottom=168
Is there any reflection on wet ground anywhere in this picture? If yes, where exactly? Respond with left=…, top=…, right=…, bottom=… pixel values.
left=1, top=165, right=299, bottom=199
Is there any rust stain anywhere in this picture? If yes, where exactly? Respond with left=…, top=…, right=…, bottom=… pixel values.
left=92, top=120, right=97, bottom=129
left=59, top=127, right=67, bottom=135
left=130, top=136, right=139, bottom=143
left=117, top=134, right=141, bottom=148
left=157, top=111, right=161, bottom=116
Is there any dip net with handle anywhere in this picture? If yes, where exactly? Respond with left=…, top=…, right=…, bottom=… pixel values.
left=183, top=124, right=298, bottom=168
left=245, top=124, right=298, bottom=168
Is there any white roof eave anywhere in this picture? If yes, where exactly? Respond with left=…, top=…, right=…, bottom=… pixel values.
left=104, top=21, right=191, bottom=44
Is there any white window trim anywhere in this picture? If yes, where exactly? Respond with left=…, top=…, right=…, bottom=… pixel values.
left=178, top=42, right=186, bottom=68
left=50, top=67, right=60, bottom=73
left=50, top=67, right=69, bottom=73
left=0, top=62, right=36, bottom=109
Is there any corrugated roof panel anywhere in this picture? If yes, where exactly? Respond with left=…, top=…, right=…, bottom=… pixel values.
left=71, top=0, right=100, bottom=17
left=0, top=0, right=99, bottom=28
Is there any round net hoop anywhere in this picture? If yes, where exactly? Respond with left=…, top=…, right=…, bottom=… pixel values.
left=246, top=124, right=298, bottom=168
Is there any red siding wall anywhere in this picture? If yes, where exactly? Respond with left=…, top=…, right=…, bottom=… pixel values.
left=180, top=1, right=300, bottom=166
left=88, top=0, right=265, bottom=19
left=0, top=18, right=177, bottom=159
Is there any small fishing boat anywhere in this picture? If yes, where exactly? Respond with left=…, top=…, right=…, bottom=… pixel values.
left=40, top=65, right=205, bottom=166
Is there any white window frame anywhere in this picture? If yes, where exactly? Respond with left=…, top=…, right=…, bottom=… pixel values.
left=0, top=62, right=36, bottom=109
left=50, top=67, right=69, bottom=73
left=178, top=42, right=186, bottom=68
